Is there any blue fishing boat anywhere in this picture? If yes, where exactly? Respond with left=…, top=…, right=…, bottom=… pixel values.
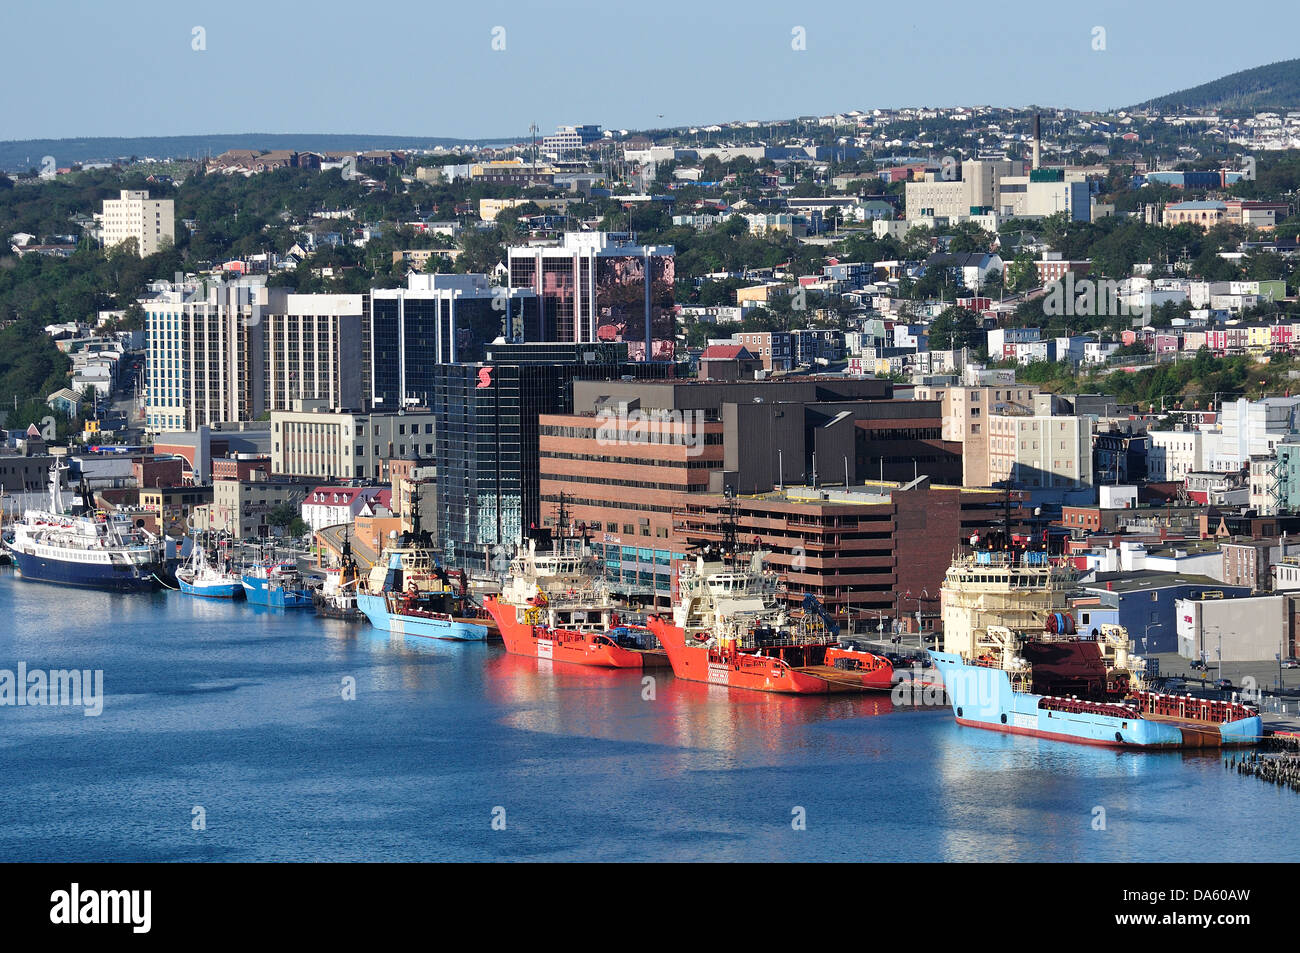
left=242, top=560, right=313, bottom=608
left=178, top=537, right=243, bottom=599
left=355, top=486, right=488, bottom=640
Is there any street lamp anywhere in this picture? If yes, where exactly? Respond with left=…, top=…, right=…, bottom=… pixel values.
left=1143, top=621, right=1162, bottom=657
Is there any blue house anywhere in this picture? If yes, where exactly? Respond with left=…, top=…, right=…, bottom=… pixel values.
left=1083, top=571, right=1250, bottom=653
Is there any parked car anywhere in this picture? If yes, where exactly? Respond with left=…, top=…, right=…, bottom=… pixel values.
left=1284, top=659, right=1300, bottom=670
left=1214, top=678, right=1233, bottom=691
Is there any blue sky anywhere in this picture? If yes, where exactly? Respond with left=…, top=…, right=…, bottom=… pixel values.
left=5, top=0, right=1300, bottom=141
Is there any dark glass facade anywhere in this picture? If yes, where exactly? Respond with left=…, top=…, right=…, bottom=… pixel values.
left=370, top=290, right=539, bottom=408
left=433, top=342, right=676, bottom=569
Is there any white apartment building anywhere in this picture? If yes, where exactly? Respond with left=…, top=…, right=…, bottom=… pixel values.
left=1147, top=429, right=1205, bottom=481
left=270, top=403, right=438, bottom=481
left=987, top=414, right=1092, bottom=490
left=100, top=190, right=174, bottom=257
left=1215, top=396, right=1300, bottom=469
left=541, top=124, right=602, bottom=159
left=145, top=278, right=366, bottom=433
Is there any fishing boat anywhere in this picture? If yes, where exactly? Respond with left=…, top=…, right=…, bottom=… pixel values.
left=312, top=534, right=364, bottom=621
left=3, top=463, right=162, bottom=592
left=929, top=547, right=1261, bottom=748
left=177, top=536, right=243, bottom=599
left=242, top=558, right=313, bottom=608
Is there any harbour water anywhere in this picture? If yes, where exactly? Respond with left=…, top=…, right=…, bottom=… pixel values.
left=0, top=568, right=1294, bottom=862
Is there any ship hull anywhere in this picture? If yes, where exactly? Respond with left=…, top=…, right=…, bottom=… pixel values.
left=241, top=575, right=312, bottom=609
left=179, top=577, right=244, bottom=599
left=647, top=617, right=870, bottom=694
left=485, top=597, right=653, bottom=668
left=311, top=589, right=364, bottom=621
left=357, top=592, right=488, bottom=640
left=7, top=548, right=160, bottom=593
left=929, top=651, right=1261, bottom=749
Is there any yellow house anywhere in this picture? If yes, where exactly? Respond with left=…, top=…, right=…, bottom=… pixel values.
left=1245, top=324, right=1271, bottom=350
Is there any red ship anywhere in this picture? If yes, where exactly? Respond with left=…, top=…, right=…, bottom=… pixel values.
left=487, top=594, right=663, bottom=668
left=484, top=515, right=668, bottom=669
left=647, top=552, right=893, bottom=694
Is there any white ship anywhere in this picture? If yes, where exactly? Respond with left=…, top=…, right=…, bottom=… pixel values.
left=2, top=463, right=163, bottom=592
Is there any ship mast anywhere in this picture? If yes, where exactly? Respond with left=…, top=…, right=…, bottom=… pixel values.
left=721, top=486, right=739, bottom=567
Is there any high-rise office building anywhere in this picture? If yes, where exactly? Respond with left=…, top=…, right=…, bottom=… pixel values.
left=432, top=342, right=675, bottom=567
left=145, top=278, right=268, bottom=432
left=264, top=293, right=366, bottom=412
left=507, top=232, right=675, bottom=362
left=369, top=274, right=540, bottom=409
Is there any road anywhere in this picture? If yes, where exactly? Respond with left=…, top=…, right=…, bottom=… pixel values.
left=316, top=523, right=379, bottom=571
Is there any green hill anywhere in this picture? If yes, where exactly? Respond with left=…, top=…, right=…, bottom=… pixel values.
left=1132, top=58, right=1300, bottom=112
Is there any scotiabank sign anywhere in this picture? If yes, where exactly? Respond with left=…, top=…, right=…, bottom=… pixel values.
left=476, top=367, right=492, bottom=389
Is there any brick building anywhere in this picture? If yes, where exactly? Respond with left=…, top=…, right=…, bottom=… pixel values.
left=674, top=478, right=1029, bottom=630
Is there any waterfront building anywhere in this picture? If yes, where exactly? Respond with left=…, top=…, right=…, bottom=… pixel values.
left=433, top=342, right=673, bottom=568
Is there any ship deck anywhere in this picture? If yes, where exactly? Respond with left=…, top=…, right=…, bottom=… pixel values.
left=1141, top=711, right=1260, bottom=746
left=793, top=664, right=882, bottom=692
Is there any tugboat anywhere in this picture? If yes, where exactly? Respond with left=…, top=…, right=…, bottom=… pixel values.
left=355, top=486, right=488, bottom=640
left=929, top=544, right=1262, bottom=748
left=312, top=533, right=364, bottom=621
left=177, top=534, right=243, bottom=599
left=241, top=553, right=313, bottom=608
left=646, top=494, right=893, bottom=694
left=3, top=463, right=163, bottom=592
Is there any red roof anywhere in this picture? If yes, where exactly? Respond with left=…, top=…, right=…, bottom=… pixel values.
left=307, top=486, right=381, bottom=506
left=700, top=344, right=754, bottom=360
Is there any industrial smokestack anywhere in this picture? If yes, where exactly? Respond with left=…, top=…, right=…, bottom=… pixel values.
left=1032, top=113, right=1041, bottom=170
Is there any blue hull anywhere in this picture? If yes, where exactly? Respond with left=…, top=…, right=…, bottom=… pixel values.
left=179, top=578, right=244, bottom=599
left=8, top=549, right=160, bottom=593
left=241, top=575, right=312, bottom=608
left=357, top=592, right=488, bottom=640
left=929, top=650, right=1261, bottom=749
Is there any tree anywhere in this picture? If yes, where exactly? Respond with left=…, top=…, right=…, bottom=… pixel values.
left=267, top=503, right=300, bottom=533
left=928, top=306, right=982, bottom=350
left=946, top=221, right=991, bottom=255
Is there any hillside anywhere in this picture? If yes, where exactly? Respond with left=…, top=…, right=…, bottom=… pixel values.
left=0, top=133, right=523, bottom=173
left=1132, top=58, right=1300, bottom=113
